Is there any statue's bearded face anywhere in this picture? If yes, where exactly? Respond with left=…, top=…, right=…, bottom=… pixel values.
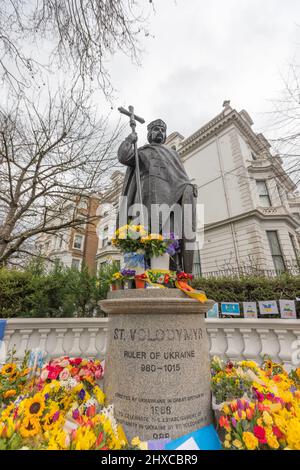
left=148, top=125, right=166, bottom=144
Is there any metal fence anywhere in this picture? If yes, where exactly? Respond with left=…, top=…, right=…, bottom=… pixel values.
left=196, top=266, right=300, bottom=278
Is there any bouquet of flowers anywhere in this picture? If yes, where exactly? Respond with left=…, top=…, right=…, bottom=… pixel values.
left=213, top=357, right=300, bottom=450
left=177, top=271, right=193, bottom=282
left=147, top=270, right=176, bottom=287
left=0, top=349, right=31, bottom=407
left=111, top=225, right=147, bottom=253
left=0, top=355, right=139, bottom=450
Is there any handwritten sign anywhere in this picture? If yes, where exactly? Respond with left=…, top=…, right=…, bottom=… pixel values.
left=243, top=302, right=258, bottom=318
left=259, top=301, right=278, bottom=315
left=279, top=300, right=297, bottom=319
left=221, top=303, right=240, bottom=316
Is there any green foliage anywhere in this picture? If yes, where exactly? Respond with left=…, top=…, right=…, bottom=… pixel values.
left=192, top=274, right=300, bottom=318
left=0, top=261, right=120, bottom=318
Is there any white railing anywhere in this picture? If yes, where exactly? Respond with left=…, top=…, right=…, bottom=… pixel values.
left=1, top=318, right=300, bottom=368
left=206, top=318, right=300, bottom=369
left=1, top=318, right=108, bottom=363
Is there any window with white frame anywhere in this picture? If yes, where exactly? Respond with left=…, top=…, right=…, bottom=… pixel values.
left=102, top=227, right=109, bottom=248
left=289, top=233, right=299, bottom=265
left=266, top=231, right=286, bottom=273
left=73, top=234, right=84, bottom=250
left=256, top=180, right=271, bottom=207
left=71, top=258, right=81, bottom=269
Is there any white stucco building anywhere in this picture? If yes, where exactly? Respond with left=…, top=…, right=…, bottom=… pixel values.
left=167, top=101, right=300, bottom=275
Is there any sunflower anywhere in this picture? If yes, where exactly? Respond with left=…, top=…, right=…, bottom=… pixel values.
left=23, top=393, right=45, bottom=418
left=3, top=389, right=17, bottom=399
left=20, top=368, right=31, bottom=377
left=20, top=417, right=41, bottom=438
left=1, top=363, right=17, bottom=376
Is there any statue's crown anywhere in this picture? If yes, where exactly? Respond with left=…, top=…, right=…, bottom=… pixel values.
left=147, top=119, right=167, bottom=132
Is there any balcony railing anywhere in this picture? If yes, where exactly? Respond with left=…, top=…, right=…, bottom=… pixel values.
left=1, top=318, right=300, bottom=369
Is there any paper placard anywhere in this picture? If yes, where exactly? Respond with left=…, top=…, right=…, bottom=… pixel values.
left=0, top=320, right=7, bottom=341
left=279, top=300, right=297, bottom=319
left=243, top=302, right=258, bottom=318
left=221, top=302, right=240, bottom=316
left=206, top=303, right=219, bottom=318
left=164, top=424, right=222, bottom=451
left=259, top=301, right=278, bottom=315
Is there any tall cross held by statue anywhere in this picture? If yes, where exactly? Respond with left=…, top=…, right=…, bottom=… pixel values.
left=118, top=105, right=145, bottom=226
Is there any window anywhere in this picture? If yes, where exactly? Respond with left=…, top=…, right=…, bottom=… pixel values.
left=289, top=233, right=299, bottom=264
left=292, top=213, right=300, bottom=225
left=73, top=234, right=84, bottom=250
left=256, top=180, right=271, bottom=207
left=251, top=152, right=257, bottom=160
left=71, top=258, right=81, bottom=269
left=192, top=244, right=202, bottom=276
left=266, top=231, right=286, bottom=273
left=102, top=227, right=109, bottom=248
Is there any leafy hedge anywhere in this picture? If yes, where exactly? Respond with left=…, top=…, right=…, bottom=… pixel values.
left=0, top=265, right=299, bottom=318
left=0, top=261, right=119, bottom=318
left=192, top=274, right=300, bottom=318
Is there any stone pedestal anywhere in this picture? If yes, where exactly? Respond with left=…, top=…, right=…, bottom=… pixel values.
left=100, top=289, right=214, bottom=441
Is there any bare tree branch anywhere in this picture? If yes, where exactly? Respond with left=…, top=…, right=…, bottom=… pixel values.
left=0, top=86, right=125, bottom=265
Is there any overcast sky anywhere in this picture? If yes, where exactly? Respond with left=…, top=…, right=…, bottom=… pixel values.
left=101, top=0, right=300, bottom=144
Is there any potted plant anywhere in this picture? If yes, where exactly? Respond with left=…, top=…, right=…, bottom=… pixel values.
left=111, top=272, right=124, bottom=290
left=120, top=269, right=136, bottom=289
left=135, top=273, right=147, bottom=289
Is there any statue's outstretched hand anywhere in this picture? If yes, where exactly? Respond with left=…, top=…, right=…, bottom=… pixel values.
left=125, top=132, right=138, bottom=144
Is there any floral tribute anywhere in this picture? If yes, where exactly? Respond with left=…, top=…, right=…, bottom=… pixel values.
left=111, top=224, right=180, bottom=257
left=212, top=357, right=300, bottom=450
left=0, top=354, right=140, bottom=450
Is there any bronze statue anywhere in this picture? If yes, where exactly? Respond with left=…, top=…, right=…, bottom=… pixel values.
left=117, top=108, right=197, bottom=273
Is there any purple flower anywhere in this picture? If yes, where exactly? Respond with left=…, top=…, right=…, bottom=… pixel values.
left=290, top=386, right=297, bottom=393
left=237, top=399, right=244, bottom=410
left=44, top=393, right=50, bottom=400
left=120, top=269, right=136, bottom=277
left=231, top=418, right=237, bottom=428
left=253, top=387, right=264, bottom=402
left=166, top=239, right=181, bottom=255
left=72, top=409, right=80, bottom=420
left=78, top=389, right=86, bottom=401
left=52, top=411, right=60, bottom=423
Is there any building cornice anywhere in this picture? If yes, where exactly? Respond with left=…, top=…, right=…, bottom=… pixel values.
left=204, top=208, right=300, bottom=232
left=179, top=109, right=270, bottom=158
left=248, top=160, right=297, bottom=191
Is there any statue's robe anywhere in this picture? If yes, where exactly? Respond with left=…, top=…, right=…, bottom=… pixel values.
left=117, top=138, right=197, bottom=273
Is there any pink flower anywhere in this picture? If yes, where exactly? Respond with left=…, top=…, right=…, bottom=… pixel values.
left=253, top=387, right=265, bottom=402
left=40, top=369, right=49, bottom=381
left=59, top=368, right=70, bottom=381
left=58, top=359, right=70, bottom=368
left=47, top=366, right=62, bottom=380
left=253, top=425, right=267, bottom=444
left=95, top=369, right=103, bottom=380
